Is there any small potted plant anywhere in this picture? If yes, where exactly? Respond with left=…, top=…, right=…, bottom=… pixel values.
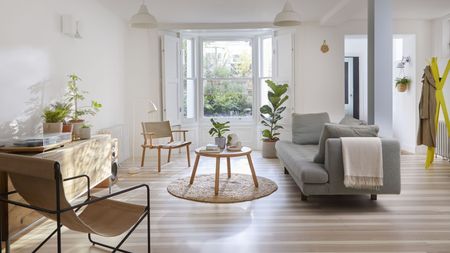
left=64, top=74, right=102, bottom=139
left=209, top=119, right=230, bottom=149
left=260, top=80, right=289, bottom=158
left=79, top=124, right=92, bottom=140
left=395, top=77, right=411, bottom=92
left=42, top=102, right=70, bottom=134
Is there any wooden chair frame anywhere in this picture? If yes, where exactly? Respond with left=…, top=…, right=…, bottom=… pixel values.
left=141, top=122, right=191, bottom=172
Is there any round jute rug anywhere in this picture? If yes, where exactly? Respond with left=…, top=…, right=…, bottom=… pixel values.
left=167, top=173, right=278, bottom=203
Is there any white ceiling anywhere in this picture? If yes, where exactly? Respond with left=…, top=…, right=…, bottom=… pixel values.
left=97, top=0, right=450, bottom=25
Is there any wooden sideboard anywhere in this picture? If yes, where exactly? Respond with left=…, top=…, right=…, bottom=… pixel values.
left=0, top=135, right=112, bottom=247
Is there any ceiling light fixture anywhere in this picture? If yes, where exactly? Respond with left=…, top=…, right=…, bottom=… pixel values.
left=273, top=1, right=301, bottom=27
left=130, top=0, right=158, bottom=29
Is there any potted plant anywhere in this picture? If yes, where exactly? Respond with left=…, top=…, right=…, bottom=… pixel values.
left=79, top=124, right=92, bottom=140
left=395, top=77, right=411, bottom=92
left=64, top=74, right=102, bottom=139
left=209, top=119, right=230, bottom=149
left=260, top=80, right=289, bottom=158
left=42, top=102, right=70, bottom=134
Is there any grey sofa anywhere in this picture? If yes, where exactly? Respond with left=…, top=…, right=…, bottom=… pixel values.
left=276, top=114, right=401, bottom=201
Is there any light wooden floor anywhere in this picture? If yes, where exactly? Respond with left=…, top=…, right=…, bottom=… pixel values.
left=10, top=151, right=450, bottom=253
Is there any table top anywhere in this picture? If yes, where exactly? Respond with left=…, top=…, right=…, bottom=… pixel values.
left=195, top=146, right=252, bottom=158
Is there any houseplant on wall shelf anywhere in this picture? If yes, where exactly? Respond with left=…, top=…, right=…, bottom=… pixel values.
left=260, top=80, right=289, bottom=158
left=64, top=74, right=102, bottom=139
left=42, top=102, right=70, bottom=134
left=209, top=119, right=230, bottom=149
left=395, top=76, right=411, bottom=92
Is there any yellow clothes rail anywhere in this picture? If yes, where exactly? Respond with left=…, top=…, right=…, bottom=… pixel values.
left=425, top=57, right=450, bottom=168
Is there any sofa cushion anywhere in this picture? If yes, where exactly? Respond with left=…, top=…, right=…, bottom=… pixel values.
left=276, top=141, right=328, bottom=184
left=339, top=115, right=367, bottom=125
left=313, top=123, right=379, bottom=164
left=292, top=112, right=330, bottom=145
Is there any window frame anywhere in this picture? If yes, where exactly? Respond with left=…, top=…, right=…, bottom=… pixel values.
left=180, top=36, right=198, bottom=124
left=179, top=31, right=274, bottom=125
left=199, top=36, right=257, bottom=123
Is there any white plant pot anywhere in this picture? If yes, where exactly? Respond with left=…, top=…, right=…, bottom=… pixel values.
left=215, top=137, right=226, bottom=149
left=262, top=140, right=278, bottom=158
left=79, top=127, right=91, bottom=140
left=70, top=121, right=85, bottom=140
left=43, top=122, right=63, bottom=134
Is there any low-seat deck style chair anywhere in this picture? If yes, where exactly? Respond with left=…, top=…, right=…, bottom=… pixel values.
left=141, top=121, right=191, bottom=172
left=0, top=153, right=150, bottom=253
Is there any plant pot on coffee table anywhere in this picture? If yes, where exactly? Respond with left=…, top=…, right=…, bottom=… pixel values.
left=190, top=147, right=259, bottom=195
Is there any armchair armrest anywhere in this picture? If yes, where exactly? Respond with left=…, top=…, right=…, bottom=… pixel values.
left=324, top=138, right=401, bottom=193
left=141, top=132, right=155, bottom=136
left=171, top=129, right=189, bottom=133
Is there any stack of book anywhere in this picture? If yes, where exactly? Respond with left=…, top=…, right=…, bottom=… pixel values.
left=199, top=144, right=221, bottom=153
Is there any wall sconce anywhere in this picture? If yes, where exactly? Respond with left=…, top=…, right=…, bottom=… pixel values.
left=61, top=15, right=82, bottom=39
left=396, top=56, right=411, bottom=69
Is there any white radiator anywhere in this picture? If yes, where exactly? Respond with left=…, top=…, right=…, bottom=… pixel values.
left=436, top=121, right=449, bottom=159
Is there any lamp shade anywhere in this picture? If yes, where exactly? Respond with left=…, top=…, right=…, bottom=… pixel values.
left=130, top=4, right=157, bottom=29
left=274, top=1, right=301, bottom=27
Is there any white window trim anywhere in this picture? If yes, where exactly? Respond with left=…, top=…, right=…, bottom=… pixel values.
left=179, top=31, right=274, bottom=125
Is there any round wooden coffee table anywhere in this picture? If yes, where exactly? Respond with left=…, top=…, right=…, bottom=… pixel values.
left=190, top=147, right=259, bottom=195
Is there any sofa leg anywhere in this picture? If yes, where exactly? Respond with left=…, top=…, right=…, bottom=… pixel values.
left=300, top=192, right=308, bottom=201
left=284, top=168, right=289, bottom=175
left=370, top=194, right=377, bottom=200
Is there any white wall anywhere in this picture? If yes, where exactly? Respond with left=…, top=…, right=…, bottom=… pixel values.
left=392, top=35, right=417, bottom=153
left=0, top=0, right=129, bottom=157
left=124, top=29, right=161, bottom=159
left=294, top=24, right=345, bottom=123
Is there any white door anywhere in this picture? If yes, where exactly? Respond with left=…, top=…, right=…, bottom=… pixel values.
left=162, top=34, right=181, bottom=125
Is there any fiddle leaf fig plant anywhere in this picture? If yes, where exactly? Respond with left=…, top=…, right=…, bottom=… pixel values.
left=260, top=80, right=289, bottom=141
left=65, top=74, right=102, bottom=121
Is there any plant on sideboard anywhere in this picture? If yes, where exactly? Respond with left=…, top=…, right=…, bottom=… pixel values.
left=208, top=118, right=230, bottom=149
left=42, top=102, right=71, bottom=134
left=64, top=74, right=102, bottom=139
left=260, top=80, right=289, bottom=158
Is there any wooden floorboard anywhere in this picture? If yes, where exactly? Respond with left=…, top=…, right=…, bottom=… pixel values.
left=9, top=151, right=450, bottom=253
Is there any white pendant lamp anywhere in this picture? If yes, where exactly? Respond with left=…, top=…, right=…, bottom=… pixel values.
left=130, top=0, right=157, bottom=29
left=273, top=1, right=301, bottom=27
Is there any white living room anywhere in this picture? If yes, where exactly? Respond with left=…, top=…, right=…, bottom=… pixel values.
left=1, top=0, right=450, bottom=252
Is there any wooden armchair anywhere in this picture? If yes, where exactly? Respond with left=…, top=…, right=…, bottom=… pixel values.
left=141, top=121, right=191, bottom=172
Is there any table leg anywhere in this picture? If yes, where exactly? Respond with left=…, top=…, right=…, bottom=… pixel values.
left=226, top=157, right=231, bottom=178
left=215, top=157, right=220, bottom=195
left=247, top=154, right=259, bottom=187
left=189, top=155, right=201, bottom=184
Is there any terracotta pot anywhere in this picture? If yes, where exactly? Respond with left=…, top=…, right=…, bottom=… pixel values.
left=79, top=127, right=91, bottom=140
left=43, top=122, right=63, bottom=134
left=69, top=120, right=85, bottom=140
left=62, top=123, right=73, bottom=133
left=262, top=139, right=278, bottom=158
left=396, top=83, right=408, bottom=92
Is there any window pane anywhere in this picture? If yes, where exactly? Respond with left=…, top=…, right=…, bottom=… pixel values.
left=183, top=39, right=194, bottom=78
left=262, top=37, right=272, bottom=77
left=202, top=40, right=252, bottom=78
left=203, top=80, right=253, bottom=117
left=184, top=79, right=195, bottom=119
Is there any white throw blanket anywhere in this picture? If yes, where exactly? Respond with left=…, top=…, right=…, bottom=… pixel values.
left=341, top=137, right=383, bottom=190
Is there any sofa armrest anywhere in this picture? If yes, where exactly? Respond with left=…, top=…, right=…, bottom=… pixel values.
left=324, top=138, right=401, bottom=193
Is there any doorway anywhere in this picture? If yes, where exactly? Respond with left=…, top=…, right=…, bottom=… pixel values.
left=344, top=57, right=360, bottom=119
